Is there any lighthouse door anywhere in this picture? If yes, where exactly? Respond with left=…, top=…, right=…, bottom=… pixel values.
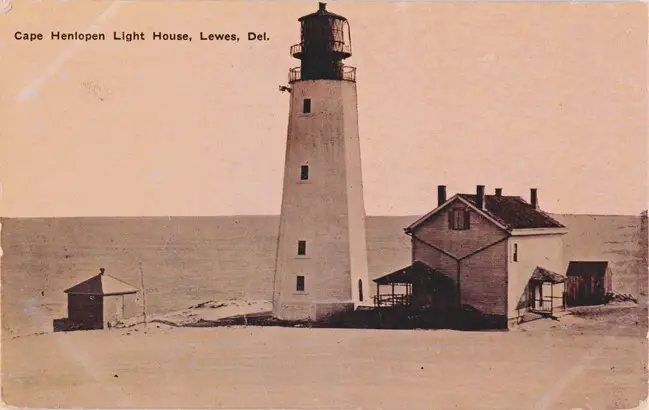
left=358, top=279, right=364, bottom=302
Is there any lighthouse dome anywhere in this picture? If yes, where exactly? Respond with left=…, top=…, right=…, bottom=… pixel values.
left=298, top=2, right=347, bottom=22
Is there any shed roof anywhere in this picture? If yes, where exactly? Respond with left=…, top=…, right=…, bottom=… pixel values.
left=65, top=272, right=138, bottom=296
left=373, top=261, right=452, bottom=285
left=406, top=194, right=565, bottom=233
left=566, top=261, right=609, bottom=278
left=530, top=266, right=566, bottom=284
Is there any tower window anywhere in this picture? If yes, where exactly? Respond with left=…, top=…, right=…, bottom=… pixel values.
left=449, top=209, right=470, bottom=230
left=303, top=98, right=311, bottom=113
left=513, top=243, right=519, bottom=262
left=300, top=165, right=309, bottom=181
left=297, top=240, right=307, bottom=256
left=296, top=275, right=305, bottom=292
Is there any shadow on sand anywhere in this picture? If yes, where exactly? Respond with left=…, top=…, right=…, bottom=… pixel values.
left=180, top=305, right=509, bottom=331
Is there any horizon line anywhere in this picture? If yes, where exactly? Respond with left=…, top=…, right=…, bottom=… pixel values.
left=1, top=212, right=646, bottom=219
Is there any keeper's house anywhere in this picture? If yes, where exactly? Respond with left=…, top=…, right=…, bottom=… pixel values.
left=401, top=185, right=568, bottom=328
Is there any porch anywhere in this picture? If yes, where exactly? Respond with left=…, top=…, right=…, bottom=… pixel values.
left=373, top=271, right=413, bottom=308
left=372, top=261, right=455, bottom=310
left=528, top=266, right=567, bottom=317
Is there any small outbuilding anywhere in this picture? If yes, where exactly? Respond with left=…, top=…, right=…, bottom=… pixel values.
left=54, top=268, right=139, bottom=331
left=565, top=261, right=612, bottom=306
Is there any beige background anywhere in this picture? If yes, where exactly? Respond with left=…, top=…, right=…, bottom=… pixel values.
left=1, top=1, right=647, bottom=217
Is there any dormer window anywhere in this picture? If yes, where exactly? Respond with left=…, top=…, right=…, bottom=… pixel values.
left=449, top=208, right=470, bottom=230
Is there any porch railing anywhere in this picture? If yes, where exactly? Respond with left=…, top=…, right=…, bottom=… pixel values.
left=374, top=294, right=412, bottom=308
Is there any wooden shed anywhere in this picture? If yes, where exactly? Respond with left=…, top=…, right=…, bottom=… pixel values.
left=60, top=268, right=139, bottom=330
left=565, top=261, right=612, bottom=306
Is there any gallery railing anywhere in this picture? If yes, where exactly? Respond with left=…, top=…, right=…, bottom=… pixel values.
left=290, top=41, right=352, bottom=57
left=288, top=66, right=356, bottom=83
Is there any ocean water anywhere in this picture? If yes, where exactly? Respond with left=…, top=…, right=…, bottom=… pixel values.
left=1, top=214, right=645, bottom=338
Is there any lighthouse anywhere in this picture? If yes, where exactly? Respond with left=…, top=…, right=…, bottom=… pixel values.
left=272, top=3, right=370, bottom=321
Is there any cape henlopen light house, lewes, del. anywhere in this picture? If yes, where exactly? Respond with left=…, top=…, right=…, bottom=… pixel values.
left=272, top=3, right=370, bottom=321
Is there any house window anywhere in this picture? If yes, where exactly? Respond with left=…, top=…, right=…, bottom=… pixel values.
left=300, top=165, right=309, bottom=181
left=297, top=240, right=306, bottom=256
left=449, top=209, right=470, bottom=230
left=296, top=275, right=305, bottom=292
left=513, top=243, right=519, bottom=262
left=303, top=98, right=311, bottom=113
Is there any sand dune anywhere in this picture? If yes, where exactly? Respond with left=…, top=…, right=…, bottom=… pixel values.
left=115, top=299, right=273, bottom=328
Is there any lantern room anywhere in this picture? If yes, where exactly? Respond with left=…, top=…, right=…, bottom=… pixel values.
left=288, top=3, right=356, bottom=83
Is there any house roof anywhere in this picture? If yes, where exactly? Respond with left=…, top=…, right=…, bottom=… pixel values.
left=566, top=261, right=609, bottom=278
left=406, top=194, right=565, bottom=233
left=530, top=266, right=566, bottom=284
left=373, top=261, right=453, bottom=286
left=65, top=272, right=139, bottom=296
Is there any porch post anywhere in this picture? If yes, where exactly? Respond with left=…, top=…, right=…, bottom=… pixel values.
left=550, top=283, right=554, bottom=316
left=391, top=283, right=395, bottom=306
left=376, top=283, right=380, bottom=307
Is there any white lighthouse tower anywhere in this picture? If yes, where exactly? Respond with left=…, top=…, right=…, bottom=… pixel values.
left=272, top=3, right=370, bottom=321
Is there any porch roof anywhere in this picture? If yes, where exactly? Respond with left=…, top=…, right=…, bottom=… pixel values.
left=373, top=261, right=450, bottom=286
left=530, top=266, right=566, bottom=284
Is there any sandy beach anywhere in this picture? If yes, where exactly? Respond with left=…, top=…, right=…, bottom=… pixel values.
left=3, top=303, right=646, bottom=410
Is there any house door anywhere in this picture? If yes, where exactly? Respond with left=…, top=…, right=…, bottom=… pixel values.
left=529, top=283, right=545, bottom=311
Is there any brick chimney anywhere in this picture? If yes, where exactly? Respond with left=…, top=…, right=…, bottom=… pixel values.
left=530, top=188, right=539, bottom=209
left=476, top=185, right=486, bottom=210
left=437, top=185, right=447, bottom=207
left=495, top=188, right=503, bottom=197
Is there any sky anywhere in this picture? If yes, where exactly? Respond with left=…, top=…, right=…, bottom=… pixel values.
left=1, top=1, right=647, bottom=217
